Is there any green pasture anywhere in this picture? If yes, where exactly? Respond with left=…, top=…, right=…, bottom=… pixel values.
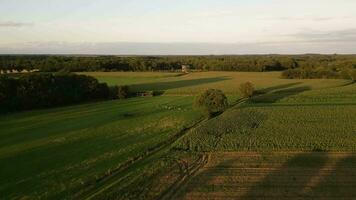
left=81, top=71, right=349, bottom=95
left=0, top=96, right=201, bottom=199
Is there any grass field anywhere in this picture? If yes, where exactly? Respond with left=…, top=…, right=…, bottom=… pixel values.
left=1, top=71, right=355, bottom=199
left=79, top=72, right=183, bottom=86
left=0, top=96, right=201, bottom=199
left=82, top=71, right=349, bottom=95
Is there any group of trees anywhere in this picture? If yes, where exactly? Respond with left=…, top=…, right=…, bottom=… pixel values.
left=0, top=73, right=126, bottom=113
left=2, top=54, right=356, bottom=73
left=282, top=67, right=356, bottom=80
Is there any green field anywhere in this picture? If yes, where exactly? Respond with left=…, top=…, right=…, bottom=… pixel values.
left=82, top=71, right=349, bottom=95
left=0, top=96, right=202, bottom=199
left=1, top=71, right=355, bottom=199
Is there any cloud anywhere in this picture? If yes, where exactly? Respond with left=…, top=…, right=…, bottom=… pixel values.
left=290, top=28, right=356, bottom=43
left=275, top=16, right=333, bottom=21
left=261, top=15, right=355, bottom=22
left=0, top=21, right=34, bottom=27
left=1, top=40, right=356, bottom=55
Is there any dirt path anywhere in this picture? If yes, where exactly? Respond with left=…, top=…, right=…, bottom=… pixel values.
left=157, top=154, right=210, bottom=200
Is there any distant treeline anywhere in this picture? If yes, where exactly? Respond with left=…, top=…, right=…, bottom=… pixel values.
left=0, top=73, right=115, bottom=113
left=282, top=68, right=356, bottom=80
left=1, top=54, right=356, bottom=73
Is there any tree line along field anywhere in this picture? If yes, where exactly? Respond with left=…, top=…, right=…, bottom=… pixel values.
left=2, top=54, right=356, bottom=73
left=0, top=71, right=355, bottom=199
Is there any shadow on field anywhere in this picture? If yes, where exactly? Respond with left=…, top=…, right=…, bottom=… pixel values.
left=174, top=156, right=239, bottom=199
left=241, top=153, right=329, bottom=199
left=257, top=82, right=302, bottom=94
left=252, top=83, right=310, bottom=103
left=130, top=76, right=231, bottom=92
left=304, top=154, right=356, bottom=199
left=174, top=153, right=356, bottom=199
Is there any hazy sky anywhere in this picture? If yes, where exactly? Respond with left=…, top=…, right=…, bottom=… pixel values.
left=1, top=0, right=356, bottom=54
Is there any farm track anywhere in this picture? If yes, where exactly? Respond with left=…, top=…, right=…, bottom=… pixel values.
left=75, top=117, right=206, bottom=200
left=157, top=153, right=210, bottom=200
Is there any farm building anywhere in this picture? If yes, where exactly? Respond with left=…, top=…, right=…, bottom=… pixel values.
left=182, top=65, right=190, bottom=73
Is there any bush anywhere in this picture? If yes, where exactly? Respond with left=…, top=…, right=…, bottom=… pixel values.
left=195, top=89, right=228, bottom=117
left=109, top=86, right=119, bottom=99
left=117, top=85, right=129, bottom=99
left=152, top=90, right=164, bottom=96
left=108, top=85, right=130, bottom=99
left=240, top=82, right=254, bottom=98
left=341, top=69, right=356, bottom=82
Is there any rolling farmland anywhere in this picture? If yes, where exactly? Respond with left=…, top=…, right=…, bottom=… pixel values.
left=3, top=0, right=356, bottom=199
left=1, top=71, right=355, bottom=199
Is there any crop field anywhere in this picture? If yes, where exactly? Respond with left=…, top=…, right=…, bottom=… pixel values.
left=1, top=71, right=355, bottom=199
left=174, top=152, right=356, bottom=200
left=175, top=84, right=356, bottom=151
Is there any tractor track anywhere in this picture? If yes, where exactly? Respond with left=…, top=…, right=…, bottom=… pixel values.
left=75, top=117, right=206, bottom=200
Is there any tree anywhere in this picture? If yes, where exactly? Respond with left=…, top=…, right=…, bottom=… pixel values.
left=194, top=89, right=228, bottom=117
left=239, top=82, right=254, bottom=98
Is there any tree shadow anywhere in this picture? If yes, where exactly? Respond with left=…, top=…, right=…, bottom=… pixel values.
left=173, top=153, right=356, bottom=199
left=305, top=154, right=356, bottom=199
left=241, top=153, right=329, bottom=199
left=256, top=82, right=302, bottom=94
left=252, top=84, right=311, bottom=103
left=174, top=156, right=240, bottom=199
left=130, top=77, right=231, bottom=92
left=176, top=153, right=330, bottom=199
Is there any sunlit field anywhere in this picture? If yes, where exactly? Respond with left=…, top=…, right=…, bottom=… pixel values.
left=0, top=96, right=201, bottom=199
left=82, top=71, right=349, bottom=95
left=1, top=71, right=355, bottom=199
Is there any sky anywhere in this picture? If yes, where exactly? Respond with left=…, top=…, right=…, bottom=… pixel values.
left=1, top=0, right=356, bottom=54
